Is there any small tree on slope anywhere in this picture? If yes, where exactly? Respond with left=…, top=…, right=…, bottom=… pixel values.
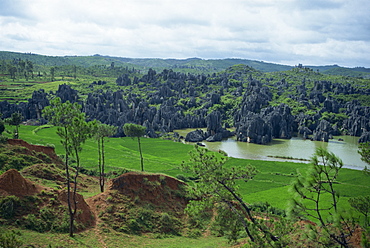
left=43, top=97, right=92, bottom=237
left=289, top=147, right=355, bottom=247
left=123, top=123, right=146, bottom=171
left=92, top=121, right=117, bottom=192
left=180, top=145, right=287, bottom=246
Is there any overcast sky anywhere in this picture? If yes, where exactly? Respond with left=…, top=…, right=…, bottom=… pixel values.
left=1, top=0, right=369, bottom=68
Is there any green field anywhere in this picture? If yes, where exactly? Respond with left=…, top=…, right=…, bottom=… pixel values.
left=3, top=228, right=232, bottom=248
left=6, top=124, right=370, bottom=214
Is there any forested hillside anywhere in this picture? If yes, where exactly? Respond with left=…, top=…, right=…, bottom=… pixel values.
left=2, top=51, right=370, bottom=76
left=1, top=52, right=370, bottom=145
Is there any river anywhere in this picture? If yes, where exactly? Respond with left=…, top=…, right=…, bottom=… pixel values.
left=174, top=129, right=368, bottom=170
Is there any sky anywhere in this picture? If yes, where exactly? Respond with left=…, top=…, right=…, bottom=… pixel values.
left=1, top=0, right=370, bottom=68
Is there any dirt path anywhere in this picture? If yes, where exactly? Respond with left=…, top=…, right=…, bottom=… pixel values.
left=86, top=192, right=110, bottom=248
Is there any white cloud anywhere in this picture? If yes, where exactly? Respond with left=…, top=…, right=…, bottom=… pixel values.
left=0, top=0, right=369, bottom=67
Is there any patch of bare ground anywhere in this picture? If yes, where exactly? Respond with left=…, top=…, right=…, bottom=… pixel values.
left=7, top=139, right=63, bottom=165
left=0, top=169, right=45, bottom=197
left=0, top=169, right=95, bottom=231
left=85, top=172, right=189, bottom=245
left=108, top=171, right=188, bottom=210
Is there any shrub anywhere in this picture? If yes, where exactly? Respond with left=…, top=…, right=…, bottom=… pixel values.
left=24, top=213, right=47, bottom=232
left=23, top=207, right=70, bottom=233
left=35, top=152, right=52, bottom=163
left=249, top=202, right=286, bottom=216
left=127, top=218, right=141, bottom=234
left=159, top=175, right=166, bottom=185
left=0, top=135, right=8, bottom=144
left=50, top=211, right=70, bottom=233
left=4, top=154, right=42, bottom=171
left=0, top=196, right=20, bottom=219
left=112, top=205, right=183, bottom=235
left=0, top=154, right=8, bottom=169
left=5, top=157, right=26, bottom=171
left=158, top=212, right=182, bottom=235
left=176, top=174, right=189, bottom=182
left=143, top=177, right=160, bottom=186
left=185, top=228, right=202, bottom=238
left=0, top=229, right=23, bottom=248
left=105, top=205, right=114, bottom=213
left=211, top=204, right=244, bottom=243
left=134, top=207, right=155, bottom=231
left=46, top=143, right=55, bottom=148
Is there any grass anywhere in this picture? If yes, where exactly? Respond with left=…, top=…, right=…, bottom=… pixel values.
left=12, top=227, right=231, bottom=248
left=4, top=124, right=370, bottom=224
left=0, top=73, right=118, bottom=103
left=0, top=76, right=67, bottom=103
left=244, top=185, right=293, bottom=210
left=11, top=125, right=193, bottom=177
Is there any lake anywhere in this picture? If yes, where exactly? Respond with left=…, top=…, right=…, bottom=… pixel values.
left=174, top=129, right=368, bottom=170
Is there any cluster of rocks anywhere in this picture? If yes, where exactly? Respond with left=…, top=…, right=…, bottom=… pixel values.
left=294, top=81, right=370, bottom=142
left=0, top=89, right=49, bottom=122
left=233, top=77, right=370, bottom=144
left=79, top=68, right=238, bottom=140
left=233, top=80, right=294, bottom=144
left=0, top=82, right=82, bottom=123
left=1, top=66, right=370, bottom=144
left=185, top=111, right=234, bottom=142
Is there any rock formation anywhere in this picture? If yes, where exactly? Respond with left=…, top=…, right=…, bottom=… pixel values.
left=1, top=66, right=370, bottom=144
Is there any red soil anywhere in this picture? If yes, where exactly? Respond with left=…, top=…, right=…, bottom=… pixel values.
left=7, top=139, right=62, bottom=164
left=57, top=190, right=95, bottom=228
left=108, top=171, right=188, bottom=210
left=0, top=168, right=94, bottom=230
left=0, top=169, right=45, bottom=197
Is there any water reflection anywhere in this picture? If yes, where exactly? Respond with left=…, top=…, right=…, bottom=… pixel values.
left=174, top=129, right=367, bottom=170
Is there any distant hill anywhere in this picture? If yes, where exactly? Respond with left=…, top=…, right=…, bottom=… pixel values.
left=1, top=51, right=370, bottom=77
left=101, top=56, right=293, bottom=72
left=306, top=65, right=370, bottom=78
left=320, top=67, right=370, bottom=78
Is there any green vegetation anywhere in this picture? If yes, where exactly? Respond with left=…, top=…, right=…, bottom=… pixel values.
left=0, top=124, right=369, bottom=247
left=98, top=188, right=185, bottom=237
left=180, top=145, right=288, bottom=246
left=5, top=112, right=23, bottom=139
left=359, top=142, right=370, bottom=165
left=349, top=196, right=370, bottom=228
left=0, top=142, right=53, bottom=173
left=92, top=121, right=117, bottom=192
left=1, top=51, right=370, bottom=111
left=0, top=187, right=90, bottom=236
left=2, top=124, right=192, bottom=177
left=42, top=97, right=93, bottom=237
left=1, top=51, right=370, bottom=246
left=123, top=123, right=147, bottom=172
left=0, top=228, right=23, bottom=248
left=0, top=228, right=232, bottom=248
left=290, top=148, right=353, bottom=247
